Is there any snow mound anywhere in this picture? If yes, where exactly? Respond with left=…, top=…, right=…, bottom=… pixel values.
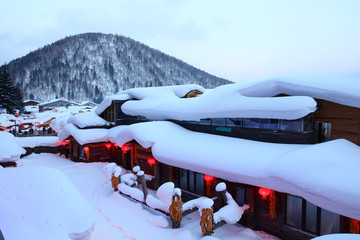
left=0, top=131, right=25, bottom=163
left=156, top=182, right=175, bottom=206
left=0, top=166, right=94, bottom=240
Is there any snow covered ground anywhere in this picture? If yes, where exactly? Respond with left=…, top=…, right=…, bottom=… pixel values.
left=7, top=153, right=279, bottom=240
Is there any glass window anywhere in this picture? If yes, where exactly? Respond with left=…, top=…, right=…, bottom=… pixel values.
left=260, top=119, right=279, bottom=130
left=179, top=169, right=188, bottom=190
left=226, top=118, right=242, bottom=127
left=235, top=187, right=245, bottom=206
left=188, top=171, right=195, bottom=192
left=305, top=201, right=317, bottom=233
left=212, top=118, right=225, bottom=126
left=199, top=118, right=211, bottom=125
left=280, top=119, right=303, bottom=132
left=320, top=209, right=339, bottom=235
left=195, top=173, right=204, bottom=195
left=243, top=118, right=260, bottom=128
left=286, top=195, right=303, bottom=228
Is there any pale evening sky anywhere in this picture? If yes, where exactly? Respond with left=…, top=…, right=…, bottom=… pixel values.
left=1, top=0, right=359, bottom=82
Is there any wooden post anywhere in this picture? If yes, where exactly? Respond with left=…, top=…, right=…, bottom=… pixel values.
left=137, top=171, right=148, bottom=201
left=111, top=173, right=121, bottom=191
left=169, top=191, right=183, bottom=228
left=200, top=199, right=214, bottom=236
left=215, top=182, right=228, bottom=205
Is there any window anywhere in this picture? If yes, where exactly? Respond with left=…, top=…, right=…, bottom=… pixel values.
left=243, top=118, right=260, bottom=128
left=260, top=119, right=279, bottom=130
left=212, top=118, right=225, bottom=126
left=226, top=118, right=242, bottom=127
left=179, top=169, right=204, bottom=196
left=286, top=195, right=340, bottom=236
left=199, top=118, right=211, bottom=125
left=280, top=119, right=303, bottom=132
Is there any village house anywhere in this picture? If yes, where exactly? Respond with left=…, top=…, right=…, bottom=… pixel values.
left=56, top=76, right=360, bottom=240
left=38, top=98, right=79, bottom=112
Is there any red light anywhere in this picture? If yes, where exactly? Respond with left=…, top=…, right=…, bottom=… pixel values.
left=147, top=158, right=156, bottom=165
left=62, top=141, right=67, bottom=146
left=83, top=147, right=89, bottom=152
left=203, top=175, right=214, bottom=182
left=121, top=144, right=130, bottom=152
left=259, top=187, right=272, bottom=199
left=105, top=143, right=112, bottom=149
left=113, top=143, right=118, bottom=147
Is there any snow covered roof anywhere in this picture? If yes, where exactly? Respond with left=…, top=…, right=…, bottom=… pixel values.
left=121, top=84, right=316, bottom=121
left=16, top=136, right=62, bottom=148
left=0, top=114, right=16, bottom=127
left=95, top=84, right=205, bottom=115
left=67, top=111, right=109, bottom=128
left=237, top=71, right=360, bottom=108
left=0, top=166, right=94, bottom=240
left=0, top=132, right=26, bottom=163
left=110, top=121, right=360, bottom=220
left=58, top=124, right=109, bottom=145
left=38, top=98, right=79, bottom=107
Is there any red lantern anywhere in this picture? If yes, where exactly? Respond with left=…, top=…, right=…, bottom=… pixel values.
left=203, top=175, right=214, bottom=182
left=62, top=141, right=67, bottom=146
left=105, top=143, right=112, bottom=150
left=121, top=144, right=130, bottom=152
left=259, top=187, right=272, bottom=199
left=113, top=143, right=118, bottom=148
left=147, top=158, right=156, bottom=166
left=83, top=147, right=89, bottom=152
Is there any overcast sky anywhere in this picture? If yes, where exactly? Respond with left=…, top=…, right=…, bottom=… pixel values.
left=1, top=0, right=360, bottom=82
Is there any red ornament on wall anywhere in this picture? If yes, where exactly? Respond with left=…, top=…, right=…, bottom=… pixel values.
left=83, top=147, right=89, bottom=152
left=203, top=175, right=214, bottom=182
left=105, top=143, right=112, bottom=150
left=259, top=187, right=272, bottom=199
left=147, top=158, right=156, bottom=166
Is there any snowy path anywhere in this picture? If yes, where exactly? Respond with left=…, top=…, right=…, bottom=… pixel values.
left=17, top=153, right=279, bottom=240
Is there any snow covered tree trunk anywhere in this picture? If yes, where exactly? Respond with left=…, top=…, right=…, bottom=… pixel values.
left=169, top=193, right=183, bottom=228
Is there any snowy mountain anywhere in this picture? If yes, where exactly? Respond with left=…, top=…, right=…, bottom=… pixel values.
left=7, top=33, right=231, bottom=103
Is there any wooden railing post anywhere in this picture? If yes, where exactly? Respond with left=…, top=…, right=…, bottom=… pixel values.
left=137, top=170, right=148, bottom=201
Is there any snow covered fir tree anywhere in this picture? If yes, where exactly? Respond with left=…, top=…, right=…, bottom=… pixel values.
left=0, top=64, right=24, bottom=114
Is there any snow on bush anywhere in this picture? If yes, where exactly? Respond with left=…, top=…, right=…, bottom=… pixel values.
left=214, top=192, right=249, bottom=224
left=156, top=182, right=175, bottom=207
left=114, top=166, right=122, bottom=177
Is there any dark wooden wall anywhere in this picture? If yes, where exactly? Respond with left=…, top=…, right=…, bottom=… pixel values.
left=313, top=99, right=360, bottom=146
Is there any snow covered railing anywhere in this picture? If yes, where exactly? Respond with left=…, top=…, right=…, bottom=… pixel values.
left=104, top=163, right=250, bottom=236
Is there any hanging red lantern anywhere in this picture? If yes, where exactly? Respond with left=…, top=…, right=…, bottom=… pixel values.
left=105, top=143, right=112, bottom=150
left=62, top=141, right=68, bottom=146
left=121, top=144, right=131, bottom=152
left=147, top=158, right=156, bottom=166
left=203, top=175, right=214, bottom=182
left=259, top=187, right=272, bottom=199
left=113, top=143, right=118, bottom=148
left=83, top=146, right=89, bottom=152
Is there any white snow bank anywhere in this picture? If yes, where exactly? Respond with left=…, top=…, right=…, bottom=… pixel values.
left=237, top=71, right=360, bottom=108
left=16, top=136, right=62, bottom=148
left=95, top=84, right=205, bottom=116
left=67, top=111, right=109, bottom=128
left=57, top=123, right=109, bottom=145
left=50, top=115, right=70, bottom=132
left=0, top=132, right=25, bottom=162
left=121, top=84, right=316, bottom=121
left=112, top=121, right=360, bottom=220
left=312, top=234, right=360, bottom=240
left=0, top=166, right=94, bottom=240
left=157, top=182, right=175, bottom=206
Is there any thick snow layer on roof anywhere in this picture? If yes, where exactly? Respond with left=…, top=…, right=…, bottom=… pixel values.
left=237, top=72, right=360, bottom=108
left=111, top=121, right=360, bottom=220
left=0, top=166, right=94, bottom=240
left=95, top=84, right=204, bottom=116
left=0, top=114, right=16, bottom=127
left=67, top=111, right=109, bottom=128
left=38, top=98, right=79, bottom=106
left=312, top=234, right=360, bottom=240
left=16, top=136, right=62, bottom=148
left=122, top=85, right=316, bottom=120
left=0, top=132, right=25, bottom=162
left=58, top=123, right=109, bottom=145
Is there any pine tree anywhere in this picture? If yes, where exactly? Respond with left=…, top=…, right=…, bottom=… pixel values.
left=0, top=64, right=24, bottom=114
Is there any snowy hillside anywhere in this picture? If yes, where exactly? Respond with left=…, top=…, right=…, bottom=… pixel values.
left=7, top=33, right=231, bottom=103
